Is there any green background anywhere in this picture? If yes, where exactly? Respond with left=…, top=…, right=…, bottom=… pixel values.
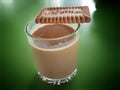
left=0, top=0, right=119, bottom=90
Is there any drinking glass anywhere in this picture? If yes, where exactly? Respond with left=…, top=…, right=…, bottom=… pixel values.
left=25, top=20, right=80, bottom=85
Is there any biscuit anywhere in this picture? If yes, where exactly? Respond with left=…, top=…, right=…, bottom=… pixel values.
left=35, top=6, right=91, bottom=23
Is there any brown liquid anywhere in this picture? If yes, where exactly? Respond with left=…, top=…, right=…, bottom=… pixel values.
left=32, top=24, right=74, bottom=38
left=31, top=24, right=78, bottom=79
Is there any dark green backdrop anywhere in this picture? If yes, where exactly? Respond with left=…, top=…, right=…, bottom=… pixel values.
left=0, top=0, right=119, bottom=90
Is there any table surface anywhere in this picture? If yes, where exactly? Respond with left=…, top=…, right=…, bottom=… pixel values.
left=0, top=0, right=119, bottom=89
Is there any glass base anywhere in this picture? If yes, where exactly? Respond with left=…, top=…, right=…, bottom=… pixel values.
left=38, top=69, right=77, bottom=85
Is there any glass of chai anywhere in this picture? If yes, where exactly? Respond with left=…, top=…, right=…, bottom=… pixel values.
left=25, top=20, right=80, bottom=85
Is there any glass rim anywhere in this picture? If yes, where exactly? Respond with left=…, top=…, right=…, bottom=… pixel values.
left=25, top=20, right=80, bottom=40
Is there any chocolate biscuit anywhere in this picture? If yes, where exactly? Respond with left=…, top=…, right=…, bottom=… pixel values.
left=35, top=6, right=91, bottom=23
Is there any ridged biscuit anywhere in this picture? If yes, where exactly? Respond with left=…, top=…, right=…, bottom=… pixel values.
left=35, top=6, right=91, bottom=23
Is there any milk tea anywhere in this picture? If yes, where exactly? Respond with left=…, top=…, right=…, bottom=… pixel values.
left=31, top=24, right=78, bottom=79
